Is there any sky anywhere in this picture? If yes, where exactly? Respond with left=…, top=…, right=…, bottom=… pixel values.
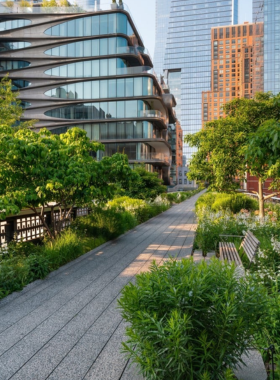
left=124, top=0, right=253, bottom=59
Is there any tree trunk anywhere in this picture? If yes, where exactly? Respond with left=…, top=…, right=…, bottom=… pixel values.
left=258, top=177, right=264, bottom=219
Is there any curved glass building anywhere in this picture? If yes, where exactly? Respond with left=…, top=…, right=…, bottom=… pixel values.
left=0, top=4, right=175, bottom=184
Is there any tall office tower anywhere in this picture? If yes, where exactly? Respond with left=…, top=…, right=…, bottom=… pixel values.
left=253, top=0, right=264, bottom=22
left=263, top=0, right=280, bottom=94
left=202, top=22, right=264, bottom=126
left=154, top=0, right=236, bottom=163
left=0, top=2, right=177, bottom=184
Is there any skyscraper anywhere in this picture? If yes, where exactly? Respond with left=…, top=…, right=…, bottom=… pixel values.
left=263, top=0, right=280, bottom=94
left=202, top=22, right=264, bottom=126
left=154, top=0, right=236, bottom=163
left=253, top=0, right=264, bottom=22
left=253, top=0, right=280, bottom=94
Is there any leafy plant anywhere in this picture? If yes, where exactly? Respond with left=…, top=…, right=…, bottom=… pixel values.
left=119, top=258, right=269, bottom=380
left=121, top=165, right=167, bottom=201
left=196, top=192, right=258, bottom=214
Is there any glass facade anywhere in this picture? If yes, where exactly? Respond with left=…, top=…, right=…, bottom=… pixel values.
left=253, top=0, right=264, bottom=22
left=45, top=77, right=157, bottom=99
left=233, top=0, right=239, bottom=24
left=44, top=100, right=152, bottom=119
left=0, top=41, right=31, bottom=52
left=44, top=37, right=132, bottom=57
left=263, top=0, right=280, bottom=94
left=45, top=58, right=129, bottom=77
left=167, top=70, right=181, bottom=121
left=98, top=142, right=156, bottom=161
left=45, top=13, right=134, bottom=37
left=11, top=79, right=30, bottom=90
left=154, top=0, right=233, bottom=162
left=77, top=121, right=161, bottom=140
left=0, top=19, right=31, bottom=31
left=0, top=60, right=30, bottom=71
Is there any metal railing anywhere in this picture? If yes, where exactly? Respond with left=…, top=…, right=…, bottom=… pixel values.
left=0, top=206, right=90, bottom=247
left=136, top=153, right=171, bottom=165
left=139, top=110, right=164, bottom=119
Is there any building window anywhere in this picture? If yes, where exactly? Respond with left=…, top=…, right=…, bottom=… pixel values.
left=44, top=100, right=155, bottom=120
left=45, top=37, right=130, bottom=57
left=0, top=41, right=31, bottom=52
left=0, top=60, right=30, bottom=71
left=45, top=58, right=129, bottom=78
left=44, top=13, right=133, bottom=38
left=45, top=77, right=157, bottom=99
left=0, top=19, right=31, bottom=31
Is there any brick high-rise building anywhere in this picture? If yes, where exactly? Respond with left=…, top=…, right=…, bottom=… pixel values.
left=202, top=22, right=264, bottom=127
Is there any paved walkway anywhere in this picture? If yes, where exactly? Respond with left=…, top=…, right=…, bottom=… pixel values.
left=0, top=191, right=202, bottom=380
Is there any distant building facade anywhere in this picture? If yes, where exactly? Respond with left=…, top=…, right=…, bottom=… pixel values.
left=202, top=22, right=264, bottom=127
left=0, top=3, right=177, bottom=184
left=168, top=121, right=182, bottom=185
left=154, top=0, right=237, bottom=163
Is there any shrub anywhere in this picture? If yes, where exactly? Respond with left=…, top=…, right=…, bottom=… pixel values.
left=72, top=207, right=137, bottom=240
left=44, top=229, right=84, bottom=270
left=212, top=193, right=258, bottom=213
left=196, top=192, right=258, bottom=213
left=119, top=258, right=269, bottom=380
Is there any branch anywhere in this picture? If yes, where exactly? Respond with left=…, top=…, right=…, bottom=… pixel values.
left=264, top=192, right=280, bottom=200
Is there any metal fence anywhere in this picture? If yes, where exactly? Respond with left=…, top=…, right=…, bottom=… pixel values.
left=0, top=207, right=90, bottom=247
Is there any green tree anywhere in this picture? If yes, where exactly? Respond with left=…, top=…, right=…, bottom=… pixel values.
left=185, top=92, right=280, bottom=213
left=0, top=76, right=22, bottom=127
left=0, top=76, right=35, bottom=129
left=0, top=126, right=133, bottom=239
left=122, top=165, right=167, bottom=200
left=42, top=0, right=57, bottom=7
left=19, top=0, right=32, bottom=7
left=244, top=120, right=280, bottom=217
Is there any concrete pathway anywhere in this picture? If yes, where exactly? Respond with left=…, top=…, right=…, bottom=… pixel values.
left=0, top=192, right=202, bottom=380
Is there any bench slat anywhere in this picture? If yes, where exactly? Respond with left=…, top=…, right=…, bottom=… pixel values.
left=219, top=242, right=241, bottom=266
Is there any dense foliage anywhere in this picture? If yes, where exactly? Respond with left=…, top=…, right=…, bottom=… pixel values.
left=185, top=93, right=280, bottom=215
left=121, top=165, right=167, bottom=200
left=0, top=126, right=134, bottom=239
left=119, top=258, right=269, bottom=380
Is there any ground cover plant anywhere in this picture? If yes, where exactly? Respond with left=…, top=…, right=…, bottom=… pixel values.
left=0, top=189, right=200, bottom=300
left=119, top=258, right=269, bottom=380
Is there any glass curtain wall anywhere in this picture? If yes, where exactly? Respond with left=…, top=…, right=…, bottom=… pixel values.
left=253, top=0, right=264, bottom=22
left=45, top=77, right=157, bottom=99
left=154, top=0, right=233, bottom=163
left=264, top=0, right=280, bottom=94
left=45, top=58, right=129, bottom=77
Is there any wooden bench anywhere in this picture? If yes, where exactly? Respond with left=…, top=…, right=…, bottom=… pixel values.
left=219, top=230, right=260, bottom=266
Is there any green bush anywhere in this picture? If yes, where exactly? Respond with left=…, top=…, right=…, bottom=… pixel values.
left=119, top=258, right=269, bottom=380
left=72, top=207, right=137, bottom=240
left=44, top=229, right=85, bottom=270
left=196, top=192, right=258, bottom=213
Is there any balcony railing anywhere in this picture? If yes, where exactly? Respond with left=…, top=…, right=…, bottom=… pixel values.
left=135, top=153, right=171, bottom=165
left=139, top=110, right=164, bottom=119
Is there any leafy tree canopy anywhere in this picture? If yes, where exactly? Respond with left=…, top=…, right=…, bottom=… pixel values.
left=0, top=126, right=134, bottom=239
left=185, top=92, right=280, bottom=215
left=121, top=165, right=167, bottom=200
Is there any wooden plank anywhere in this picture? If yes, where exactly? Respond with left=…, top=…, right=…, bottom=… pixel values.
left=247, top=230, right=260, bottom=245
